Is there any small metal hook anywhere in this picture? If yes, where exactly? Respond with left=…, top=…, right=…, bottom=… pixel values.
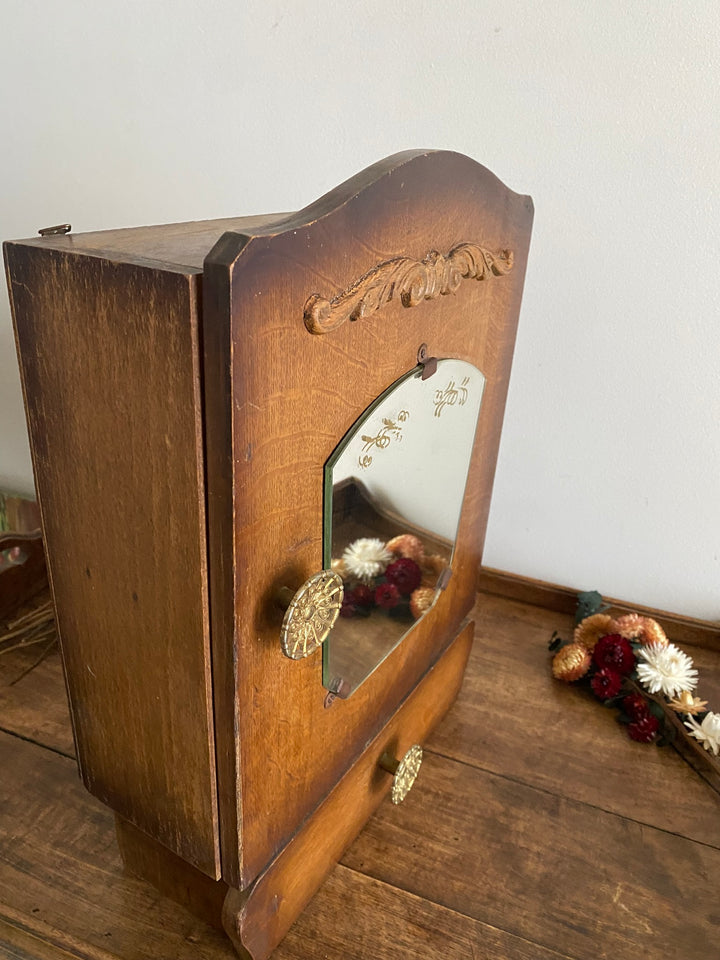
left=38, top=224, right=72, bottom=237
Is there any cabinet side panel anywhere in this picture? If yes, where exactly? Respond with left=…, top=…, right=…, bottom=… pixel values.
left=5, top=245, right=220, bottom=877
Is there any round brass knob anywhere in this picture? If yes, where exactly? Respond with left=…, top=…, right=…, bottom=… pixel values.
left=379, top=744, right=423, bottom=804
left=279, top=570, right=344, bottom=660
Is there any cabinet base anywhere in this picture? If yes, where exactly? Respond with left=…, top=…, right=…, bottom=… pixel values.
left=117, top=620, right=474, bottom=959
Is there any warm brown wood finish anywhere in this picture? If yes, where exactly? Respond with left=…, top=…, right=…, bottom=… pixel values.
left=4, top=247, right=219, bottom=875
left=480, top=566, right=720, bottom=651
left=0, top=643, right=73, bottom=756
left=10, top=213, right=286, bottom=273
left=109, top=622, right=472, bottom=958
left=5, top=152, right=533, bottom=952
left=203, top=150, right=533, bottom=886
left=223, top=620, right=473, bottom=960
left=2, top=589, right=719, bottom=960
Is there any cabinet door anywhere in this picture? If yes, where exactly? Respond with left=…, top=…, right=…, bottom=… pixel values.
left=203, top=150, right=533, bottom=887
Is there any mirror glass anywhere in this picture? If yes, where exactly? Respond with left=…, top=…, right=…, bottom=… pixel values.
left=323, top=358, right=485, bottom=697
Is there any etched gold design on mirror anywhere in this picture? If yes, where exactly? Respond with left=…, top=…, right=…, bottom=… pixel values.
left=358, top=410, right=409, bottom=470
left=304, top=243, right=514, bottom=334
left=433, top=377, right=470, bottom=417
left=323, top=358, right=485, bottom=698
left=280, top=571, right=344, bottom=660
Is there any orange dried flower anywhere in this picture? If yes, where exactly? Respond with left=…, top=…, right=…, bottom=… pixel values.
left=574, top=613, right=618, bottom=651
left=386, top=534, right=425, bottom=564
left=552, top=643, right=591, bottom=682
left=615, top=613, right=668, bottom=647
left=667, top=690, right=709, bottom=715
left=422, top=553, right=449, bottom=575
left=409, top=586, right=436, bottom=619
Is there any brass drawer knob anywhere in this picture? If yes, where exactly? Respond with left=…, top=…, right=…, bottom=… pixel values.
left=379, top=744, right=423, bottom=804
left=279, top=570, right=344, bottom=660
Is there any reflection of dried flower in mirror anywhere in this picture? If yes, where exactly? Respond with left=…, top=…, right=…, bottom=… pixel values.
left=684, top=712, right=720, bottom=755
left=350, top=584, right=374, bottom=608
left=409, top=587, right=436, bottom=619
left=573, top=613, right=618, bottom=651
left=331, top=558, right=348, bottom=579
left=374, top=582, right=400, bottom=609
left=636, top=642, right=698, bottom=698
left=386, top=534, right=425, bottom=564
left=614, top=613, right=668, bottom=647
left=339, top=597, right=356, bottom=618
left=422, top=554, right=449, bottom=577
left=342, top=538, right=392, bottom=582
left=385, top=558, right=422, bottom=596
left=551, top=642, right=591, bottom=682
left=667, top=690, right=709, bottom=715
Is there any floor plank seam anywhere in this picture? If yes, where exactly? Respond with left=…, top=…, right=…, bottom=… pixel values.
left=0, top=910, right=115, bottom=960
left=335, top=863, right=585, bottom=960
left=423, top=746, right=720, bottom=851
left=0, top=726, right=74, bottom=762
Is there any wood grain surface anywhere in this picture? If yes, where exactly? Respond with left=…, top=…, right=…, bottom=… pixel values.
left=2, top=589, right=719, bottom=959
left=480, top=567, right=720, bottom=651
left=5, top=151, right=533, bottom=895
left=223, top=621, right=473, bottom=960
left=203, top=149, right=534, bottom=887
left=4, top=246, right=219, bottom=876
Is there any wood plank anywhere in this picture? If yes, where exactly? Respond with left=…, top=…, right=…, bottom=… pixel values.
left=10, top=213, right=287, bottom=273
left=3, top=590, right=720, bottom=959
left=0, top=919, right=78, bottom=960
left=479, top=567, right=720, bottom=651
left=0, top=730, right=233, bottom=960
left=341, top=752, right=720, bottom=960
left=274, top=866, right=575, bottom=960
left=427, top=593, right=720, bottom=847
left=5, top=245, right=219, bottom=876
left=0, top=724, right=573, bottom=960
left=0, top=643, right=73, bottom=756
left=4, top=589, right=720, bottom=853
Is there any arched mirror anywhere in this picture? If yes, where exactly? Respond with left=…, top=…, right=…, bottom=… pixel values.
left=323, top=357, right=486, bottom=697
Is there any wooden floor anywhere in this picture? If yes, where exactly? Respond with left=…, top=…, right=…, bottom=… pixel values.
left=2, top=589, right=720, bottom=960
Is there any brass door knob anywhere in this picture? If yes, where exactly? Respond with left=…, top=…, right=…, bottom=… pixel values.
left=279, top=570, right=344, bottom=660
left=379, top=744, right=423, bottom=804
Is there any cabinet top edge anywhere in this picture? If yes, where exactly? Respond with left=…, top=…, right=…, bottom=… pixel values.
left=4, top=211, right=291, bottom=273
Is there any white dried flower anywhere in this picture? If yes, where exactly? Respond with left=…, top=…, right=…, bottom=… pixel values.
left=684, top=712, right=720, bottom=756
left=342, top=538, right=392, bottom=582
left=636, top=642, right=698, bottom=699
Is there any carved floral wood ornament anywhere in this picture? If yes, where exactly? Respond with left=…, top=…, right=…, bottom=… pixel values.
left=304, top=242, right=514, bottom=334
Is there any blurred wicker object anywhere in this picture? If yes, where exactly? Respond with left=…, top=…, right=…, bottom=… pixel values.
left=0, top=491, right=48, bottom=623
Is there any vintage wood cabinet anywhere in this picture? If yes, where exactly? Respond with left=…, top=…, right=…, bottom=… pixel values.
left=4, top=151, right=533, bottom=958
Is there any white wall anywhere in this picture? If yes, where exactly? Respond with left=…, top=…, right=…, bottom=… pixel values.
left=1, top=1, right=718, bottom=619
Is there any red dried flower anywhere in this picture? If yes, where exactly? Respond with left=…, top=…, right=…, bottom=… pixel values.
left=628, top=714, right=660, bottom=743
left=384, top=558, right=422, bottom=596
left=375, top=582, right=401, bottom=609
left=592, top=634, right=635, bottom=676
left=350, top=584, right=374, bottom=608
left=622, top=692, right=650, bottom=721
left=590, top=667, right=623, bottom=701
left=339, top=598, right=356, bottom=618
